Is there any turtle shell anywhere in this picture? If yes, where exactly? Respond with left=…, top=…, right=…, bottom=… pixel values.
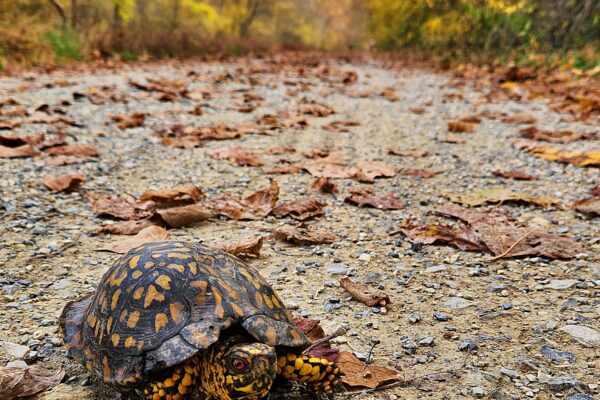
left=60, top=241, right=309, bottom=386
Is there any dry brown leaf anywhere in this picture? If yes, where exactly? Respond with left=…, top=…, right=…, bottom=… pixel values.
left=322, top=120, right=360, bottom=132
left=207, top=146, right=262, bottom=166
left=447, top=119, right=476, bottom=133
left=529, top=146, right=600, bottom=167
left=445, top=187, right=559, bottom=208
left=110, top=112, right=146, bottom=129
left=380, top=87, right=399, bottom=102
left=88, top=192, right=155, bottom=220
left=42, top=155, right=93, bottom=165
left=436, top=133, right=467, bottom=143
left=0, top=364, right=65, bottom=400
left=139, top=184, right=203, bottom=204
left=272, top=226, right=338, bottom=245
left=400, top=224, right=486, bottom=251
left=409, top=106, right=425, bottom=114
left=262, top=163, right=303, bottom=175
left=492, top=170, right=537, bottom=181
left=300, top=102, right=335, bottom=117
left=155, top=204, right=214, bottom=228
left=501, top=112, right=537, bottom=124
left=266, top=146, right=296, bottom=155
left=292, top=317, right=339, bottom=362
left=311, top=177, right=338, bottom=194
left=44, top=144, right=99, bottom=157
left=520, top=126, right=597, bottom=143
left=97, top=226, right=169, bottom=253
left=336, top=351, right=399, bottom=389
left=217, top=237, right=263, bottom=258
left=42, top=174, right=85, bottom=192
left=302, top=151, right=353, bottom=179
left=0, top=133, right=44, bottom=147
left=0, top=144, right=38, bottom=158
left=402, top=169, right=439, bottom=179
left=99, top=219, right=157, bottom=235
left=207, top=180, right=279, bottom=220
left=574, top=197, right=600, bottom=216
left=351, top=160, right=396, bottom=183
left=590, top=186, right=600, bottom=197
left=388, top=149, right=428, bottom=157
left=345, top=188, right=403, bottom=210
left=340, top=277, right=391, bottom=307
left=271, top=200, right=325, bottom=220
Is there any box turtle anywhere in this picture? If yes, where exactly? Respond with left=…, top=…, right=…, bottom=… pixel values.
left=60, top=241, right=341, bottom=400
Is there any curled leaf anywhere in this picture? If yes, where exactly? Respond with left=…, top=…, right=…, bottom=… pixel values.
left=340, top=277, right=391, bottom=307
left=97, top=226, right=169, bottom=253
left=271, top=199, right=325, bottom=220
left=217, top=237, right=264, bottom=258
left=42, top=174, right=85, bottom=192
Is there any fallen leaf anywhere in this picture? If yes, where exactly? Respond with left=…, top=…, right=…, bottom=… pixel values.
left=155, top=204, right=214, bottom=228
left=272, top=200, right=325, bottom=220
left=336, top=351, right=399, bottom=389
left=323, top=120, right=360, bottom=132
left=401, top=169, right=439, bottom=179
left=0, top=144, right=38, bottom=158
left=529, top=146, right=600, bottom=167
left=345, top=188, right=403, bottom=210
left=207, top=146, right=262, bottom=166
left=0, top=364, right=65, bottom=400
left=293, top=317, right=339, bottom=362
left=303, top=151, right=353, bottom=178
left=110, top=112, right=146, bottom=129
left=217, top=237, right=263, bottom=258
left=266, top=146, right=296, bottom=155
left=574, top=197, right=600, bottom=216
left=42, top=174, right=85, bottom=192
left=207, top=180, right=279, bottom=220
left=447, top=119, right=476, bottom=133
left=42, top=155, right=93, bottom=165
left=262, top=163, right=303, bottom=175
left=44, top=144, right=99, bottom=157
left=380, top=87, right=399, bottom=102
left=139, top=184, right=203, bottom=204
left=272, top=226, right=338, bottom=245
left=97, top=226, right=169, bottom=253
left=436, top=134, right=466, bottom=143
left=590, top=186, right=600, bottom=197
left=492, top=170, right=537, bottom=180
left=0, top=133, right=44, bottom=147
left=445, top=187, right=559, bottom=208
left=311, top=177, right=338, bottom=194
left=351, top=160, right=396, bottom=183
left=521, top=126, right=597, bottom=143
left=388, top=149, right=428, bottom=157
left=88, top=192, right=155, bottom=220
left=340, top=277, right=391, bottom=307
left=409, top=107, right=425, bottom=114
left=501, top=112, right=537, bottom=124
left=99, top=219, right=157, bottom=235
left=300, top=102, right=335, bottom=117
left=303, top=148, right=331, bottom=159
left=436, top=204, right=514, bottom=226
left=400, top=224, right=486, bottom=251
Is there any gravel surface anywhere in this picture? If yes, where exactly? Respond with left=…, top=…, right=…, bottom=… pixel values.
left=0, top=56, right=599, bottom=400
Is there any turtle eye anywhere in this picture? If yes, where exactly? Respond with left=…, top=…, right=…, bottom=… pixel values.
left=231, top=357, right=247, bottom=372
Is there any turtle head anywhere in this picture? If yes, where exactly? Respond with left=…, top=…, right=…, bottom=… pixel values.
left=203, top=341, right=277, bottom=399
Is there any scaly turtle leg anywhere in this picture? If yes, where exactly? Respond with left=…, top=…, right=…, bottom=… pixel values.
left=276, top=353, right=342, bottom=397
left=142, top=359, right=200, bottom=400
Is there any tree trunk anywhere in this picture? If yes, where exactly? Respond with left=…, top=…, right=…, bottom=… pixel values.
left=48, top=0, right=67, bottom=29
left=70, top=0, right=78, bottom=29
left=171, top=0, right=180, bottom=30
left=239, top=0, right=261, bottom=38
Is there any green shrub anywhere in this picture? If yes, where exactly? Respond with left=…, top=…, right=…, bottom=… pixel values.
left=45, top=29, right=81, bottom=61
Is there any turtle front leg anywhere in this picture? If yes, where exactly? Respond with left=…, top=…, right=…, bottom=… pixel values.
left=142, top=359, right=200, bottom=400
left=276, top=353, right=342, bottom=397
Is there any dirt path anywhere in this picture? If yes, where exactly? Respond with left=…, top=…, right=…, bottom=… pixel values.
left=0, top=56, right=598, bottom=400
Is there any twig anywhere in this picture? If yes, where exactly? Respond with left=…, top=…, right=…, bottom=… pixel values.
left=30, top=233, right=82, bottom=260
left=484, top=230, right=532, bottom=262
left=302, top=327, right=347, bottom=354
left=366, top=339, right=380, bottom=365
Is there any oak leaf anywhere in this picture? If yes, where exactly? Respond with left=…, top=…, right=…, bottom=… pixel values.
left=336, top=351, right=399, bottom=389
left=42, top=174, right=85, bottom=192
left=0, top=364, right=65, bottom=400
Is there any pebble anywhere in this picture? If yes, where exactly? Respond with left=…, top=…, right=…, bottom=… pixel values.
left=540, top=346, right=575, bottom=363
left=547, top=279, right=580, bottom=289
left=566, top=395, right=596, bottom=400
left=363, top=272, right=381, bottom=284
left=544, top=375, right=581, bottom=392
left=1, top=341, right=30, bottom=359
left=424, top=264, right=447, bottom=273
left=441, top=297, right=473, bottom=310
left=472, top=387, right=486, bottom=398
left=500, top=367, right=519, bottom=379
left=326, top=263, right=349, bottom=275
left=433, top=311, right=450, bottom=321
left=560, top=325, right=600, bottom=347
left=458, top=338, right=478, bottom=351
left=418, top=336, right=435, bottom=346
left=408, top=313, right=421, bottom=324
left=358, top=253, right=371, bottom=262
left=6, top=360, right=28, bottom=368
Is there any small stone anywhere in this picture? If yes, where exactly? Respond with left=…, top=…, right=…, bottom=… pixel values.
left=358, top=253, right=371, bottom=262
left=500, top=367, right=519, bottom=379
left=540, top=346, right=575, bottom=363
left=1, top=341, right=30, bottom=359
left=472, top=387, right=486, bottom=398
left=545, top=375, right=580, bottom=392
left=566, top=395, right=596, bottom=400
left=560, top=325, right=600, bottom=347
left=547, top=279, right=579, bottom=290
left=424, top=265, right=447, bottom=273
left=326, top=263, right=349, bottom=275
left=408, top=313, right=421, bottom=324
left=433, top=312, right=450, bottom=321
left=441, top=297, right=473, bottom=310
left=6, top=360, right=28, bottom=368
left=363, top=272, right=381, bottom=284
left=458, top=339, right=478, bottom=351
left=418, top=337, right=435, bottom=346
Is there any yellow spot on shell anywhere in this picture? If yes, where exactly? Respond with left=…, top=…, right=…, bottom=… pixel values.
left=133, top=286, right=144, bottom=300
left=212, top=288, right=224, bottom=319
left=109, top=270, right=128, bottom=287
left=127, top=310, right=140, bottom=329
left=143, top=261, right=155, bottom=269
left=129, top=255, right=140, bottom=269
left=167, top=263, right=185, bottom=273
left=111, top=333, right=120, bottom=347
left=124, top=336, right=136, bottom=348
left=155, top=313, right=169, bottom=333
left=132, top=270, right=143, bottom=279
left=137, top=340, right=145, bottom=351
left=231, top=302, right=244, bottom=317
left=111, top=289, right=121, bottom=311
left=156, top=275, right=171, bottom=290
left=263, top=294, right=273, bottom=309
left=188, top=262, right=197, bottom=274
left=106, top=316, right=113, bottom=333
left=144, top=285, right=165, bottom=308
left=170, top=302, right=185, bottom=324
left=272, top=295, right=282, bottom=308
left=167, top=253, right=191, bottom=260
